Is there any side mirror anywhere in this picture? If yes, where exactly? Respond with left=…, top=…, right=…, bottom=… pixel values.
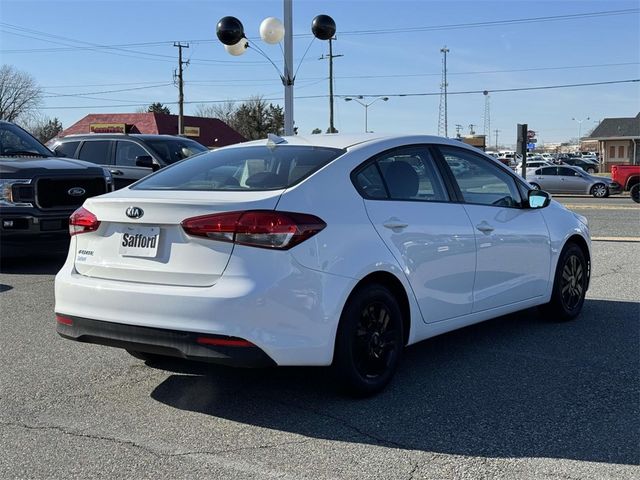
left=528, top=189, right=551, bottom=209
left=135, top=155, right=158, bottom=171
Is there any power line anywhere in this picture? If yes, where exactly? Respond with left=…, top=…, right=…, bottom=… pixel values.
left=38, top=78, right=639, bottom=110
left=2, top=8, right=635, bottom=55
left=33, top=62, right=639, bottom=89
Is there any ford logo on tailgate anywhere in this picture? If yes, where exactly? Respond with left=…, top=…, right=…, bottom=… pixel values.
left=67, top=187, right=86, bottom=197
left=126, top=207, right=144, bottom=219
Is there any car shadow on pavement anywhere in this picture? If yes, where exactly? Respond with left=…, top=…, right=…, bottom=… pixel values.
left=0, top=253, right=66, bottom=275
left=150, top=299, right=639, bottom=465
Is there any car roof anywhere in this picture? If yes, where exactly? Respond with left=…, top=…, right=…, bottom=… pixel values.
left=226, top=133, right=484, bottom=151
left=55, top=134, right=193, bottom=141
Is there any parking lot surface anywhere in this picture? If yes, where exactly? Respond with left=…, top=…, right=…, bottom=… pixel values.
left=1, top=198, right=638, bottom=479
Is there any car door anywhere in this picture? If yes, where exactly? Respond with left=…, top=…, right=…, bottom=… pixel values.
left=532, top=166, right=560, bottom=192
left=436, top=146, right=551, bottom=313
left=113, top=140, right=155, bottom=189
left=557, top=166, right=585, bottom=193
left=354, top=145, right=476, bottom=323
left=76, top=139, right=113, bottom=169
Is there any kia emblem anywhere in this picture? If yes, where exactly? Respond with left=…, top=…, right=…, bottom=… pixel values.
left=126, top=207, right=144, bottom=219
left=67, top=187, right=86, bottom=197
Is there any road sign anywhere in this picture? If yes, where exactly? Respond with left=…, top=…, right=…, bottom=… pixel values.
left=527, top=130, right=536, bottom=139
left=527, top=143, right=536, bottom=150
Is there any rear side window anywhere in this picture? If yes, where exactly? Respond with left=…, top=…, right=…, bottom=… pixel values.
left=132, top=145, right=344, bottom=191
left=78, top=140, right=111, bottom=165
left=538, top=167, right=557, bottom=176
left=353, top=146, right=448, bottom=202
left=54, top=141, right=80, bottom=158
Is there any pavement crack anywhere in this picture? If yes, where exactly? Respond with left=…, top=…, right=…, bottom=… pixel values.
left=0, top=420, right=164, bottom=458
left=1, top=420, right=312, bottom=459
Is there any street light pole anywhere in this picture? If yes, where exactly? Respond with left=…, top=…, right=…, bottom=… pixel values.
left=283, top=0, right=294, bottom=135
left=572, top=116, right=590, bottom=143
left=344, top=96, right=389, bottom=133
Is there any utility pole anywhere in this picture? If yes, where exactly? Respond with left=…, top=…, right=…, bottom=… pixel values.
left=320, top=37, right=343, bottom=133
left=468, top=123, right=476, bottom=135
left=455, top=124, right=463, bottom=138
left=174, top=42, right=189, bottom=136
left=494, top=129, right=500, bottom=150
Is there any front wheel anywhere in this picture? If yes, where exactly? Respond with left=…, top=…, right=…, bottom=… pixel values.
left=540, top=243, right=588, bottom=321
left=591, top=183, right=608, bottom=198
left=333, top=284, right=404, bottom=396
left=586, top=167, right=596, bottom=174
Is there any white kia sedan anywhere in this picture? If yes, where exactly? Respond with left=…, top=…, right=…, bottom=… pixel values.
left=55, top=134, right=591, bottom=395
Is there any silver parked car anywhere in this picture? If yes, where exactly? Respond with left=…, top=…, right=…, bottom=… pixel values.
left=529, top=165, right=621, bottom=197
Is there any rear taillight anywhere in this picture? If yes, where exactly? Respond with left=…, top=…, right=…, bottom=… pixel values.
left=69, top=206, right=100, bottom=236
left=181, top=210, right=326, bottom=250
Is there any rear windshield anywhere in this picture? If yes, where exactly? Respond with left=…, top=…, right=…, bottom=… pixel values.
left=144, top=138, right=208, bottom=164
left=132, top=145, right=345, bottom=191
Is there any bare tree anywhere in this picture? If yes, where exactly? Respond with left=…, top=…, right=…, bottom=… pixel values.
left=0, top=65, right=42, bottom=122
left=24, top=115, right=63, bottom=143
left=194, top=101, right=237, bottom=126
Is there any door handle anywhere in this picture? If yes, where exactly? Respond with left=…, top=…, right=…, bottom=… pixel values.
left=383, top=220, right=409, bottom=230
left=476, top=222, right=494, bottom=234
left=109, top=169, right=124, bottom=175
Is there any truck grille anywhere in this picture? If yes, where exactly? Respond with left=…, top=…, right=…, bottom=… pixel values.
left=36, top=177, right=107, bottom=210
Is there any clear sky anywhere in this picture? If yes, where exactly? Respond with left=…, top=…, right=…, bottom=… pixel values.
left=1, top=0, right=639, bottom=146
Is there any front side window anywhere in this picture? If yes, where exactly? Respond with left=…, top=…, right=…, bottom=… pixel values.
left=353, top=146, right=448, bottom=202
left=439, top=146, right=522, bottom=208
left=133, top=145, right=344, bottom=191
left=144, top=138, right=208, bottom=165
left=115, top=141, right=148, bottom=167
left=558, top=167, right=580, bottom=177
left=78, top=141, right=111, bottom=165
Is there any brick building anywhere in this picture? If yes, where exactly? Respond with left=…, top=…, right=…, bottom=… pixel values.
left=60, top=113, right=245, bottom=148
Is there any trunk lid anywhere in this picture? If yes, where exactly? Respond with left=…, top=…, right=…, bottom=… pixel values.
left=73, top=189, right=284, bottom=287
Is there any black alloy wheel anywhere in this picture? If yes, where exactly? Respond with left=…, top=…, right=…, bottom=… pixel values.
left=560, top=253, right=585, bottom=311
left=540, top=243, right=588, bottom=321
left=333, top=284, right=404, bottom=396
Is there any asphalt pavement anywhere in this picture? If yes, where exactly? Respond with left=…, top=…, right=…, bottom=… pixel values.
left=1, top=199, right=638, bottom=479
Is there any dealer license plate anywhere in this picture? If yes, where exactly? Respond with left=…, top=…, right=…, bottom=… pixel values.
left=118, top=226, right=160, bottom=258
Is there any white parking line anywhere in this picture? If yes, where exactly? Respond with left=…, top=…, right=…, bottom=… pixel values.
left=591, top=236, right=640, bottom=242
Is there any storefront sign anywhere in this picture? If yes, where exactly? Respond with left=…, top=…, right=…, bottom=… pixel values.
left=183, top=126, right=200, bottom=137
left=90, top=123, right=126, bottom=134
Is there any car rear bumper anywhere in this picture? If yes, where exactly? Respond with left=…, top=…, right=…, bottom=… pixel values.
left=56, top=314, right=276, bottom=367
left=55, top=244, right=355, bottom=366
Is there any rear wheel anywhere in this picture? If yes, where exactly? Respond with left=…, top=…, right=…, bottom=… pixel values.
left=586, top=167, right=596, bottom=174
left=540, top=243, right=588, bottom=321
left=333, top=284, right=404, bottom=396
left=591, top=183, right=608, bottom=198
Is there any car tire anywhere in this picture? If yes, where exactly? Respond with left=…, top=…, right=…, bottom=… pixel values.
left=586, top=167, right=596, bottom=174
left=529, top=182, right=541, bottom=190
left=333, top=284, right=404, bottom=396
left=591, top=183, right=608, bottom=198
left=540, top=243, right=588, bottom=321
left=630, top=184, right=640, bottom=204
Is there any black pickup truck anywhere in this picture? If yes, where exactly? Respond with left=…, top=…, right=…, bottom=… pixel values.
left=1, top=121, right=113, bottom=257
